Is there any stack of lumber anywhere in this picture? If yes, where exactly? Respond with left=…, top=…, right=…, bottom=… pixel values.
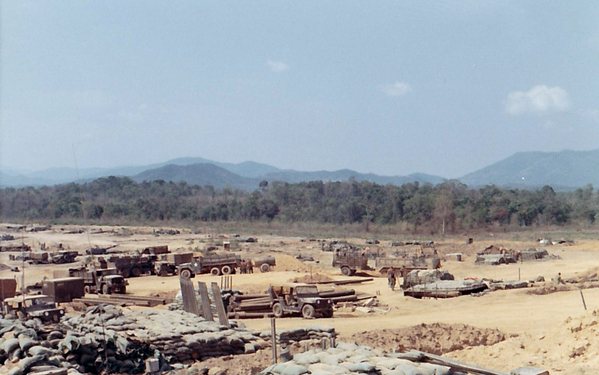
left=72, top=294, right=170, bottom=307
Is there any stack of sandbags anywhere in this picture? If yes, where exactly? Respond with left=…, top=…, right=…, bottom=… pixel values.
left=0, top=318, right=72, bottom=375
left=259, top=326, right=337, bottom=345
left=63, top=306, right=267, bottom=364
left=260, top=342, right=452, bottom=375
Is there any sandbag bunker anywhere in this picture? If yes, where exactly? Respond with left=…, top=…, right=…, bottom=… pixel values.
left=0, top=305, right=268, bottom=375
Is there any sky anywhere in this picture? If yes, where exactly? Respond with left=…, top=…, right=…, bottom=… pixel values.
left=1, top=0, right=598, bottom=179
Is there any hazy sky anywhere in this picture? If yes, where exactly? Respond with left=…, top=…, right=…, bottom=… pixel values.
left=1, top=1, right=598, bottom=178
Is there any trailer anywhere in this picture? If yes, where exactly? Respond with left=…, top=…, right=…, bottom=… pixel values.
left=178, top=253, right=241, bottom=278
left=42, top=277, right=85, bottom=303
left=375, top=257, right=428, bottom=277
left=253, top=256, right=276, bottom=273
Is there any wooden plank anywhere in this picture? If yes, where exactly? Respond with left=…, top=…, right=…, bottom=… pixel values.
left=307, top=278, right=373, bottom=285
left=179, top=276, right=201, bottom=316
left=400, top=350, right=509, bottom=375
left=197, top=282, right=214, bottom=321
left=211, top=282, right=230, bottom=327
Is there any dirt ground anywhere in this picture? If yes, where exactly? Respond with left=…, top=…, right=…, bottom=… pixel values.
left=2, top=223, right=599, bottom=374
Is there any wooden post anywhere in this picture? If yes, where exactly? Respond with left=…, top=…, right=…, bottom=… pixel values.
left=580, top=290, right=587, bottom=311
left=179, top=276, right=201, bottom=317
left=197, top=282, right=214, bottom=321
left=271, top=317, right=277, bottom=365
left=211, top=282, right=230, bottom=327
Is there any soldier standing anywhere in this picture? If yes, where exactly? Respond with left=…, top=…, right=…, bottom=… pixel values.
left=388, top=269, right=396, bottom=291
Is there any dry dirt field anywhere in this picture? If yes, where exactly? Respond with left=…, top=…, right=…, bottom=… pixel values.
left=2, top=223, right=599, bottom=374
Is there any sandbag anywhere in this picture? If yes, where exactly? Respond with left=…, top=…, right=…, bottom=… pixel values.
left=1, top=338, right=20, bottom=354
left=18, top=336, right=38, bottom=352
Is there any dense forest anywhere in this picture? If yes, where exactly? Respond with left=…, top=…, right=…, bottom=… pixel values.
left=0, top=176, right=597, bottom=234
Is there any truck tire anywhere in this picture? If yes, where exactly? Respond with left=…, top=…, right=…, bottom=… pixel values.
left=272, top=303, right=284, bottom=318
left=102, top=284, right=110, bottom=295
left=221, top=265, right=232, bottom=275
left=180, top=269, right=192, bottom=279
left=341, top=266, right=352, bottom=277
left=323, top=308, right=334, bottom=318
left=260, top=263, right=270, bottom=273
left=120, top=268, right=131, bottom=278
left=84, top=286, right=91, bottom=294
left=210, top=267, right=221, bottom=276
left=131, top=267, right=141, bottom=277
left=301, top=304, right=315, bottom=319
left=159, top=269, right=169, bottom=277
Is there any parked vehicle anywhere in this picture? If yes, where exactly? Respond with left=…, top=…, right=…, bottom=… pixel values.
left=268, top=284, right=333, bottom=319
left=253, top=256, right=276, bottom=273
left=69, top=267, right=127, bottom=294
left=374, top=257, right=428, bottom=277
left=2, top=295, right=65, bottom=323
left=109, top=254, right=156, bottom=277
left=28, top=252, right=49, bottom=264
left=332, top=245, right=370, bottom=276
left=51, top=250, right=79, bottom=264
left=155, top=253, right=194, bottom=276
left=178, top=253, right=241, bottom=278
left=42, top=277, right=85, bottom=303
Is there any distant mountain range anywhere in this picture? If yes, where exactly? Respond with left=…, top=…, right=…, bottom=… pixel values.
left=459, top=149, right=599, bottom=190
left=1, top=150, right=598, bottom=191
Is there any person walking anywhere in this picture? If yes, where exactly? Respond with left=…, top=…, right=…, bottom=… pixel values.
left=388, top=269, right=396, bottom=291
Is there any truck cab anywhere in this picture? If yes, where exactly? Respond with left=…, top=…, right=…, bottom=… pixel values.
left=2, top=295, right=65, bottom=323
left=332, top=246, right=370, bottom=276
left=269, top=284, right=333, bottom=319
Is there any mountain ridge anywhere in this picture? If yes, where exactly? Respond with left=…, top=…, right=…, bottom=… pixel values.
left=1, top=149, right=598, bottom=191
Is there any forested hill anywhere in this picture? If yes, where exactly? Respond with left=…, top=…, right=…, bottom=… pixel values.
left=132, top=163, right=260, bottom=191
left=1, top=176, right=596, bottom=233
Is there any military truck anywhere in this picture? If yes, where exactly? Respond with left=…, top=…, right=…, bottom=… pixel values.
left=2, top=295, right=65, bottom=323
left=69, top=267, right=127, bottom=294
left=268, top=284, right=333, bottom=319
left=109, top=254, right=156, bottom=277
left=331, top=245, right=370, bottom=276
left=177, top=253, right=241, bottom=278
left=28, top=252, right=50, bottom=264
left=155, top=252, right=194, bottom=276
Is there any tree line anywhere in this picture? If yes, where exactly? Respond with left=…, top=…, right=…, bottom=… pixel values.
left=0, top=176, right=597, bottom=233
